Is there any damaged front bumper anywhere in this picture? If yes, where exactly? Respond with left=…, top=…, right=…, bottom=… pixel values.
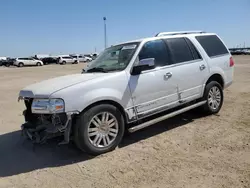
left=21, top=111, right=78, bottom=145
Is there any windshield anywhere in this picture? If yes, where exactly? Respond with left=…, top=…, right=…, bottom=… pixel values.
left=85, top=42, right=139, bottom=72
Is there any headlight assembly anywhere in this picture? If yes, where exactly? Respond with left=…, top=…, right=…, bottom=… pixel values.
left=31, top=98, right=65, bottom=114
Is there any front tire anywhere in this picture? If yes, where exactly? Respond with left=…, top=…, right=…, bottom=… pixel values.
left=36, top=62, right=42, bottom=66
left=202, top=81, right=223, bottom=114
left=74, top=104, right=125, bottom=155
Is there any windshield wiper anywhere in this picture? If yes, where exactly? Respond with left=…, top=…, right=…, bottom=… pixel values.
left=86, top=67, right=107, bottom=73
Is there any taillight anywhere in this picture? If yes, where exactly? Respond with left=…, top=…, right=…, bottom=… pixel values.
left=230, top=57, right=234, bottom=67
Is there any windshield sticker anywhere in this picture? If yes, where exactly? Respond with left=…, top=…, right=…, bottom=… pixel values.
left=121, top=45, right=137, bottom=50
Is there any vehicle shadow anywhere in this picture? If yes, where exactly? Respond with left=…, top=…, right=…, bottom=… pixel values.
left=119, top=109, right=210, bottom=147
left=0, top=110, right=209, bottom=177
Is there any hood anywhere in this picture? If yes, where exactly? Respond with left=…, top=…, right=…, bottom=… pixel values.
left=19, top=73, right=105, bottom=98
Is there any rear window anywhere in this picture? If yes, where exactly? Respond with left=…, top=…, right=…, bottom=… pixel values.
left=195, top=35, right=228, bottom=57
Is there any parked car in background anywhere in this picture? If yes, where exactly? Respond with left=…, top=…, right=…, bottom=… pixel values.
left=14, top=57, right=43, bottom=67
left=91, top=53, right=98, bottom=60
left=0, top=58, right=15, bottom=67
left=0, top=60, right=4, bottom=66
left=230, top=49, right=250, bottom=55
left=58, top=56, right=79, bottom=64
left=242, top=49, right=250, bottom=55
left=84, top=54, right=93, bottom=62
left=70, top=55, right=91, bottom=62
left=34, top=54, right=50, bottom=59
left=41, top=57, right=58, bottom=65
left=0, top=57, right=7, bottom=61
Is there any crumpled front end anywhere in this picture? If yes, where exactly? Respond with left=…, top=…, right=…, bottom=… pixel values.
left=21, top=98, right=76, bottom=144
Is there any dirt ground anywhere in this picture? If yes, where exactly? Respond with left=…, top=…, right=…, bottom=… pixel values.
left=0, top=56, right=249, bottom=188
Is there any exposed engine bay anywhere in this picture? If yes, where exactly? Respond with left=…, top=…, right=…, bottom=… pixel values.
left=21, top=98, right=74, bottom=144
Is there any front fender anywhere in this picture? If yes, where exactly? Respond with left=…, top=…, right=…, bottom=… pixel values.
left=52, top=86, right=133, bottom=113
left=73, top=88, right=126, bottom=112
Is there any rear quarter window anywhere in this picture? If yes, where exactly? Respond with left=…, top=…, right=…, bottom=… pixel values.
left=195, top=35, right=229, bottom=57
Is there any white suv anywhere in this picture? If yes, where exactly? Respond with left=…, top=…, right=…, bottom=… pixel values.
left=58, top=56, right=79, bottom=64
left=19, top=31, right=234, bottom=155
left=14, top=57, right=43, bottom=67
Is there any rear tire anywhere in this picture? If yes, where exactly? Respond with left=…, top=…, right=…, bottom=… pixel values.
left=62, top=61, right=66, bottom=65
left=201, top=81, right=223, bottom=114
left=74, top=104, right=125, bottom=155
left=18, top=62, right=24, bottom=67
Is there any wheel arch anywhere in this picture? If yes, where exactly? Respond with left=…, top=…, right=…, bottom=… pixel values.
left=205, top=73, right=225, bottom=89
left=18, top=62, right=24, bottom=66
left=79, top=99, right=128, bottom=124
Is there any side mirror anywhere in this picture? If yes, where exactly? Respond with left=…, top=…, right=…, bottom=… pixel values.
left=131, top=58, right=155, bottom=75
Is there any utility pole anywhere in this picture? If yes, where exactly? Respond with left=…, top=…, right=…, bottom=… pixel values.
left=103, top=17, right=107, bottom=49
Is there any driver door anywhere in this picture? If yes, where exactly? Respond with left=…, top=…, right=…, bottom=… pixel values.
left=129, top=39, right=179, bottom=119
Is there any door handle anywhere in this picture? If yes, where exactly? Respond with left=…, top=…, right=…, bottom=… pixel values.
left=200, top=64, right=206, bottom=70
left=165, top=72, right=172, bottom=79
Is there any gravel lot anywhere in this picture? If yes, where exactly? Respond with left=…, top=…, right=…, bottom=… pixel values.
left=0, top=56, right=249, bottom=188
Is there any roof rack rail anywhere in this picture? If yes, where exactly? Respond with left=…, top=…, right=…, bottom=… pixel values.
left=155, top=31, right=205, bottom=37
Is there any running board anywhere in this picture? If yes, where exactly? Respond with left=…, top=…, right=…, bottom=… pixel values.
left=128, top=101, right=206, bottom=133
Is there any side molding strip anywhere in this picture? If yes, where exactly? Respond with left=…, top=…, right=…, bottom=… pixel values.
left=128, top=100, right=206, bottom=133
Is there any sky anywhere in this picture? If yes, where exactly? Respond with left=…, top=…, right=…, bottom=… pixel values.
left=0, top=0, right=249, bottom=57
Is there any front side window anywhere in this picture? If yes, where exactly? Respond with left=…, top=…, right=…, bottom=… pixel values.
left=138, top=39, right=170, bottom=67
left=86, top=42, right=139, bottom=72
left=164, top=38, right=194, bottom=64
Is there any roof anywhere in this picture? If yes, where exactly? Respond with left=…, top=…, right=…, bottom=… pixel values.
left=117, top=31, right=216, bottom=45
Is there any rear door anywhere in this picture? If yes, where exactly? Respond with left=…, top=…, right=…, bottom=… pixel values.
left=163, top=37, right=209, bottom=102
left=68, top=56, right=74, bottom=63
left=23, top=58, right=30, bottom=65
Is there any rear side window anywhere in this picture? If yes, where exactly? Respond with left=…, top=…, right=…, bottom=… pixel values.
left=164, top=38, right=193, bottom=64
left=139, top=39, right=171, bottom=67
left=195, top=35, right=228, bottom=57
